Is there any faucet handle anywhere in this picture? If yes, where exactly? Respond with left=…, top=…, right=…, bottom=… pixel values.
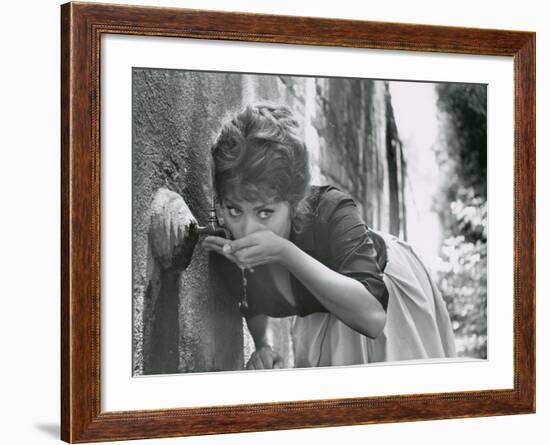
left=195, top=205, right=230, bottom=238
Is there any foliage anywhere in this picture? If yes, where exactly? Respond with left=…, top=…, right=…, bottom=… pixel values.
left=434, top=84, right=487, bottom=358
left=437, top=197, right=487, bottom=358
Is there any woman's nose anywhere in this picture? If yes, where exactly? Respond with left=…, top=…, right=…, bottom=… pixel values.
left=242, top=215, right=262, bottom=236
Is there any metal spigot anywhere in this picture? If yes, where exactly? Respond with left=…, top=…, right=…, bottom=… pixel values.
left=196, top=197, right=230, bottom=238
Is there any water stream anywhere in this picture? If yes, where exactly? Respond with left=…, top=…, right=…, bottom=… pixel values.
left=240, top=267, right=248, bottom=311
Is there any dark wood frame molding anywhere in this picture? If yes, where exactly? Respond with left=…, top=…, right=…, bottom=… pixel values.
left=61, top=2, right=536, bottom=442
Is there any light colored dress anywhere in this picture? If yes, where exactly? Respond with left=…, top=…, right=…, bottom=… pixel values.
left=292, top=231, right=457, bottom=366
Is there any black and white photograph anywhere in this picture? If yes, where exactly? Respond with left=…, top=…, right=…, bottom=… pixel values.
left=3, top=0, right=545, bottom=443
left=132, top=69, right=487, bottom=375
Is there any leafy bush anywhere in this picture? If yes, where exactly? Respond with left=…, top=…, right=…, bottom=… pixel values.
left=437, top=196, right=487, bottom=358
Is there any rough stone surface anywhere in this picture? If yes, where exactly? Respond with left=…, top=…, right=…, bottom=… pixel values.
left=133, top=69, right=246, bottom=374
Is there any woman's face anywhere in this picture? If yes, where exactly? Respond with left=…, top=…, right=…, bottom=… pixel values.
left=219, top=196, right=292, bottom=240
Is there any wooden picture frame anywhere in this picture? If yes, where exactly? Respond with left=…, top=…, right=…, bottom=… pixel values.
left=61, top=1, right=535, bottom=442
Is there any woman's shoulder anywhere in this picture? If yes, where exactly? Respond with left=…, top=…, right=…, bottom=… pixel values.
left=308, top=185, right=358, bottom=222
left=307, top=185, right=388, bottom=276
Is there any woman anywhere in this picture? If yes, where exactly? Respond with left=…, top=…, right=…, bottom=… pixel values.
left=203, top=102, right=456, bottom=369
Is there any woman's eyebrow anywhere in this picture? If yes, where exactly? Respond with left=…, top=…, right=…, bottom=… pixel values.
left=224, top=200, right=275, bottom=210
left=224, top=201, right=240, bottom=208
left=254, top=202, right=278, bottom=210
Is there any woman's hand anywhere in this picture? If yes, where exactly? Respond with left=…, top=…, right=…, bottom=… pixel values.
left=246, top=346, right=284, bottom=370
left=201, top=235, right=243, bottom=267
left=203, top=230, right=291, bottom=269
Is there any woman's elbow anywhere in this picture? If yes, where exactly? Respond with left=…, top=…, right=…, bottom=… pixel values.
left=356, top=303, right=386, bottom=339
left=366, top=308, right=386, bottom=338
left=356, top=285, right=387, bottom=338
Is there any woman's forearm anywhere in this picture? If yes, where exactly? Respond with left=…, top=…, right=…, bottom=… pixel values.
left=245, top=314, right=285, bottom=370
left=280, top=241, right=386, bottom=338
left=246, top=314, right=275, bottom=349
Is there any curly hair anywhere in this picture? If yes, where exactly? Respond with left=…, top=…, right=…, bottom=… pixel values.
left=210, top=102, right=312, bottom=232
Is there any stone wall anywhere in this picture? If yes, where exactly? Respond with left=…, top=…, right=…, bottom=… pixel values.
left=133, top=69, right=247, bottom=375
left=279, top=75, right=405, bottom=234
left=133, top=69, right=405, bottom=375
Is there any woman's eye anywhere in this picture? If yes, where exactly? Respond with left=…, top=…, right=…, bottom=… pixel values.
left=227, top=207, right=241, bottom=217
left=258, top=209, right=274, bottom=219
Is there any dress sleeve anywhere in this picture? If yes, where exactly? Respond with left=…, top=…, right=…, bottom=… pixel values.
left=324, top=195, right=389, bottom=311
